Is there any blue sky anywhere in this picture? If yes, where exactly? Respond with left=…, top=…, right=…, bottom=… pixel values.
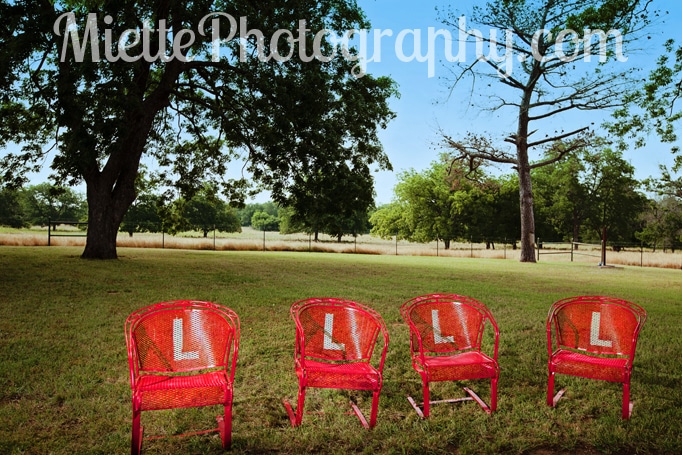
left=355, top=0, right=681, bottom=205
left=15, top=1, right=681, bottom=205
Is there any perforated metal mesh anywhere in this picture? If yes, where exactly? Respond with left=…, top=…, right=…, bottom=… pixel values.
left=290, top=298, right=388, bottom=391
left=552, top=298, right=641, bottom=356
left=551, top=351, right=628, bottom=382
left=126, top=300, right=239, bottom=411
left=406, top=300, right=485, bottom=354
left=297, top=302, right=381, bottom=362
left=547, top=296, right=646, bottom=384
left=400, top=294, right=500, bottom=383
left=133, top=308, right=233, bottom=372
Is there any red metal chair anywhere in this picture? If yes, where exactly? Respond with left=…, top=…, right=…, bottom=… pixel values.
left=400, top=293, right=500, bottom=418
left=125, top=300, right=240, bottom=454
left=282, top=297, right=389, bottom=429
left=547, top=295, right=647, bottom=419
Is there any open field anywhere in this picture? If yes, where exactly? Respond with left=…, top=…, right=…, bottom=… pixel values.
left=0, top=246, right=680, bottom=454
left=1, top=225, right=681, bottom=269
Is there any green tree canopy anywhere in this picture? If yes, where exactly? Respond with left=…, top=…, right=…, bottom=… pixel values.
left=21, top=183, right=86, bottom=226
left=180, top=186, right=240, bottom=237
left=0, top=0, right=396, bottom=258
left=251, top=210, right=279, bottom=232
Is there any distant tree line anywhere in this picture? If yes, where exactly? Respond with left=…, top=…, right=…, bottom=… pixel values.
left=0, top=179, right=374, bottom=242
left=2, top=147, right=681, bottom=251
left=371, top=150, right=682, bottom=252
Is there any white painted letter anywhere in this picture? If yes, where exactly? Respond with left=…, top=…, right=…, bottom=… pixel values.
left=432, top=310, right=454, bottom=344
left=590, top=312, right=613, bottom=347
left=323, top=313, right=345, bottom=351
left=173, top=318, right=200, bottom=360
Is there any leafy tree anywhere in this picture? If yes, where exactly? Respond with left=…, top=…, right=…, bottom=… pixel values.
left=369, top=202, right=409, bottom=241
left=0, top=187, right=27, bottom=228
left=398, top=162, right=461, bottom=248
left=120, top=193, right=163, bottom=236
left=181, top=188, right=240, bottom=237
left=251, top=210, right=279, bottom=231
left=440, top=0, right=653, bottom=262
left=609, top=37, right=682, bottom=208
left=533, top=146, right=646, bottom=255
left=449, top=171, right=520, bottom=248
left=579, top=148, right=646, bottom=261
left=533, top=151, right=589, bottom=243
left=286, top=162, right=376, bottom=242
left=636, top=196, right=682, bottom=252
left=0, top=0, right=395, bottom=259
left=238, top=202, right=279, bottom=227
left=21, top=183, right=86, bottom=226
left=371, top=159, right=463, bottom=248
left=611, top=39, right=682, bottom=153
left=277, top=205, right=310, bottom=237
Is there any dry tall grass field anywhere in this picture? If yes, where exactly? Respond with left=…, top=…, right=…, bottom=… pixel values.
left=1, top=225, right=681, bottom=269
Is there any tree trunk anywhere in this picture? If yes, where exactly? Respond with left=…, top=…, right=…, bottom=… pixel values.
left=80, top=117, right=153, bottom=259
left=82, top=183, right=132, bottom=259
left=518, top=164, right=537, bottom=262
left=600, top=226, right=607, bottom=266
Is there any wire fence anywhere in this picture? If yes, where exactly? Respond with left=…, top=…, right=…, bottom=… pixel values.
left=1, top=222, right=680, bottom=270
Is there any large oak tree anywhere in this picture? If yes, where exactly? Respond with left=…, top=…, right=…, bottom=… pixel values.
left=0, top=0, right=396, bottom=258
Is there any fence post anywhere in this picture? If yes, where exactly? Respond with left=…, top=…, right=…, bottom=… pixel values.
left=571, top=242, right=575, bottom=262
left=395, top=231, right=398, bottom=256
left=48, top=219, right=51, bottom=246
left=213, top=225, right=216, bottom=250
left=537, top=238, right=540, bottom=262
left=640, top=242, right=643, bottom=267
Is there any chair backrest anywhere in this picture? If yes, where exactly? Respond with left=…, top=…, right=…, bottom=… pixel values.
left=401, top=293, right=499, bottom=356
left=291, top=298, right=388, bottom=365
left=125, top=300, right=240, bottom=383
left=547, top=296, right=646, bottom=357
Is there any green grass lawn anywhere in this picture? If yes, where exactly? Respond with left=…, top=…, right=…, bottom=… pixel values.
left=0, top=246, right=680, bottom=454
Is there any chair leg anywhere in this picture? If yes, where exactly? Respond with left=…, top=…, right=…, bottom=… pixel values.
left=547, top=372, right=555, bottom=407
left=622, top=382, right=632, bottom=419
left=422, top=380, right=431, bottom=418
left=295, top=385, right=306, bottom=427
left=490, top=377, right=498, bottom=412
left=218, top=403, right=232, bottom=449
left=131, top=409, right=142, bottom=455
left=369, top=390, right=380, bottom=428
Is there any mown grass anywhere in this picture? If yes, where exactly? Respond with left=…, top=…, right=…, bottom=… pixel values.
left=0, top=246, right=680, bottom=454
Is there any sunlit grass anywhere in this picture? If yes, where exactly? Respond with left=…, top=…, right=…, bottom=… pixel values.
left=0, top=246, right=680, bottom=454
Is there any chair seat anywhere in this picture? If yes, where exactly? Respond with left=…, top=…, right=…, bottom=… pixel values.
left=550, top=349, right=629, bottom=383
left=299, top=360, right=381, bottom=390
left=135, top=371, right=230, bottom=411
left=414, top=351, right=498, bottom=382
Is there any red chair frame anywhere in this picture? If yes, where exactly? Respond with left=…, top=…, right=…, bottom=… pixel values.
left=547, top=295, right=647, bottom=419
left=282, top=297, right=389, bottom=429
left=400, top=293, right=500, bottom=418
left=125, top=300, right=240, bottom=454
